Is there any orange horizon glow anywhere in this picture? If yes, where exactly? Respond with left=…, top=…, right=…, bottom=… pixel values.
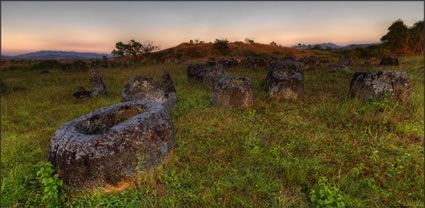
left=2, top=1, right=423, bottom=56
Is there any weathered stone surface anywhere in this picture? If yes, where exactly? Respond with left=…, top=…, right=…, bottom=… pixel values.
left=363, top=57, right=378, bottom=66
left=61, top=60, right=89, bottom=71
left=267, top=60, right=304, bottom=83
left=218, top=58, right=239, bottom=67
left=349, top=70, right=411, bottom=101
left=379, top=56, right=399, bottom=66
left=160, top=70, right=177, bottom=108
left=318, top=59, right=330, bottom=67
left=239, top=57, right=267, bottom=68
left=340, top=56, right=353, bottom=66
left=298, top=56, right=317, bottom=70
left=266, top=60, right=304, bottom=99
left=329, top=64, right=349, bottom=73
left=47, top=100, right=175, bottom=190
left=187, top=62, right=227, bottom=88
left=210, top=76, right=254, bottom=108
left=121, top=71, right=177, bottom=109
left=73, top=87, right=91, bottom=99
left=88, top=69, right=107, bottom=97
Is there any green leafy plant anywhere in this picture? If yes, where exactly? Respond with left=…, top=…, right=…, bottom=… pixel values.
left=310, top=177, right=346, bottom=208
left=36, top=161, right=65, bottom=208
left=358, top=93, right=392, bottom=114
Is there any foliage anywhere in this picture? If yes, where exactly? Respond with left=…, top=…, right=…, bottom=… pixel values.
left=408, top=20, right=424, bottom=54
left=245, top=38, right=255, bottom=44
left=313, top=44, right=321, bottom=50
left=188, top=48, right=203, bottom=58
left=213, top=38, right=231, bottom=55
left=30, top=60, right=63, bottom=70
left=36, top=161, right=65, bottom=207
left=381, top=19, right=409, bottom=55
left=111, top=40, right=159, bottom=59
left=381, top=19, right=424, bottom=55
left=310, top=177, right=346, bottom=208
left=233, top=49, right=260, bottom=57
left=270, top=41, right=278, bottom=47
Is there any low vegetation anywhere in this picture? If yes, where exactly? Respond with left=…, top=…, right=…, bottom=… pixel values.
left=1, top=55, right=423, bottom=207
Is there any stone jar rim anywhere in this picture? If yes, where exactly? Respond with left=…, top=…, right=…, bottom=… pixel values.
left=58, top=100, right=163, bottom=141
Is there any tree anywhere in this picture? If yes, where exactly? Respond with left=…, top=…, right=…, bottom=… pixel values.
left=213, top=39, right=231, bottom=55
left=111, top=40, right=159, bottom=60
left=245, top=38, right=255, bottom=44
left=312, top=44, right=321, bottom=50
left=270, top=41, right=278, bottom=47
left=380, top=19, right=409, bottom=55
left=408, top=20, right=424, bottom=54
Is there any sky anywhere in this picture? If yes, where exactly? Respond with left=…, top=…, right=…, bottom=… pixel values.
left=1, top=1, right=423, bottom=56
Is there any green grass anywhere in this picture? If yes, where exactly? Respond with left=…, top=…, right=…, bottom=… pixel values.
left=1, top=56, right=424, bottom=207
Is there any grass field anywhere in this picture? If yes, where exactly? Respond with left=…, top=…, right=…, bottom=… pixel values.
left=1, top=56, right=424, bottom=207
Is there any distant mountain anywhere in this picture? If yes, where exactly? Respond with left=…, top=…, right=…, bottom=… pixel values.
left=2, top=50, right=112, bottom=60
left=343, top=43, right=376, bottom=49
left=1, top=55, right=12, bottom=59
left=295, top=42, right=376, bottom=49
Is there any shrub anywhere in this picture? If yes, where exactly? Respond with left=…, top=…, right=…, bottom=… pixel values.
left=213, top=39, right=231, bottom=55
left=310, top=177, right=346, bottom=208
left=234, top=49, right=259, bottom=57
left=30, top=60, right=62, bottom=70
left=188, top=48, right=203, bottom=58
left=36, top=161, right=65, bottom=208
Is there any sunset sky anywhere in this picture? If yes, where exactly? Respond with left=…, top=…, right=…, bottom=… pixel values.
left=1, top=1, right=423, bottom=56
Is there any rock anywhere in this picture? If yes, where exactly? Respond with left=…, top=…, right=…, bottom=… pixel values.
left=318, top=59, right=330, bottom=67
left=267, top=60, right=304, bottom=83
left=160, top=70, right=177, bottom=108
left=73, top=87, right=91, bottom=99
left=298, top=56, right=317, bottom=70
left=282, top=56, right=296, bottom=61
left=349, top=70, right=411, bottom=101
left=266, top=60, right=304, bottom=99
left=88, top=69, right=107, bottom=97
left=218, top=58, right=239, bottom=67
left=203, top=64, right=227, bottom=89
left=121, top=71, right=177, bottom=109
left=210, top=76, right=254, bottom=108
left=329, top=64, right=349, bottom=73
left=47, top=100, right=175, bottom=190
left=101, top=56, right=109, bottom=68
left=379, top=56, right=399, bottom=66
left=187, top=62, right=227, bottom=88
left=340, top=56, right=353, bottom=66
left=161, top=70, right=176, bottom=94
left=239, top=57, right=267, bottom=68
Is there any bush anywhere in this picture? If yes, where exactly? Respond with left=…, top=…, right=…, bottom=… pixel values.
left=36, top=162, right=65, bottom=208
left=1, top=79, right=9, bottom=95
left=310, top=177, right=346, bottom=208
left=30, top=60, right=63, bottom=70
left=233, top=49, right=259, bottom=57
left=213, top=39, right=231, bottom=55
left=272, top=50, right=282, bottom=55
left=187, top=48, right=203, bottom=58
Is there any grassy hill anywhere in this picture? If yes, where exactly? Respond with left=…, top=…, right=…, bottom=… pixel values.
left=1, top=56, right=423, bottom=207
left=112, top=42, right=334, bottom=63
